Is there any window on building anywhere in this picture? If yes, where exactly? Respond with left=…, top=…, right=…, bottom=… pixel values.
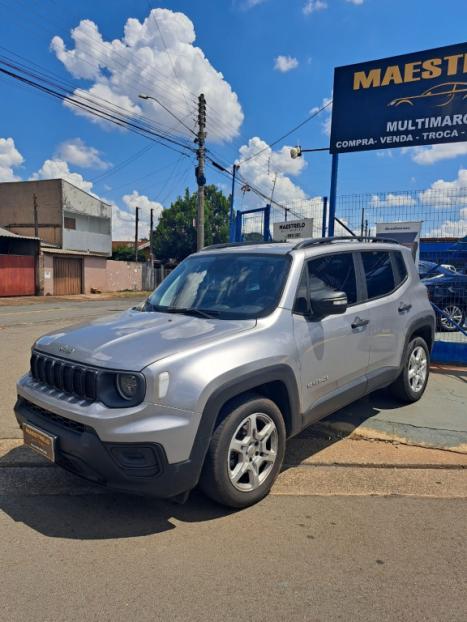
left=362, top=251, right=396, bottom=299
left=64, top=217, right=76, bottom=230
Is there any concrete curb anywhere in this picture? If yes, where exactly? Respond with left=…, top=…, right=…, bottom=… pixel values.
left=313, top=419, right=467, bottom=454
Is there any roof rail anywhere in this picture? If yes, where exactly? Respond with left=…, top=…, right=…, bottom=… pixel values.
left=202, top=240, right=287, bottom=251
left=292, top=236, right=400, bottom=250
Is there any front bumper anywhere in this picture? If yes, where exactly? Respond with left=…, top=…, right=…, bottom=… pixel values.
left=15, top=397, right=200, bottom=498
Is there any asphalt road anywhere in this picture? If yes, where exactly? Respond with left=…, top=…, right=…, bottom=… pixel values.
left=1, top=493, right=466, bottom=622
left=0, top=299, right=143, bottom=439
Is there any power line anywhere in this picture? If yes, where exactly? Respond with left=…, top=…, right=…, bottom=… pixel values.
left=238, top=99, right=333, bottom=165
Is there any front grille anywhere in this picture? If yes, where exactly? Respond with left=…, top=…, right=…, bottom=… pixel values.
left=30, top=351, right=98, bottom=401
left=23, top=399, right=92, bottom=434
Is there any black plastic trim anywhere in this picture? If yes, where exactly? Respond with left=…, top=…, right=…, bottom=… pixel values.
left=15, top=397, right=196, bottom=498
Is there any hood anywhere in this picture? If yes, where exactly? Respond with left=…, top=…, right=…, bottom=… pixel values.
left=34, top=309, right=256, bottom=371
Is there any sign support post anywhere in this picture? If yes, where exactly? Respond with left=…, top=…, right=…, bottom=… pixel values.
left=328, top=153, right=339, bottom=238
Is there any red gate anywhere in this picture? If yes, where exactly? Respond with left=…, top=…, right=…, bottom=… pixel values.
left=0, top=255, right=36, bottom=296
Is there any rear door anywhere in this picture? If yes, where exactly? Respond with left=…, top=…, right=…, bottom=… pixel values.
left=292, top=250, right=371, bottom=425
left=358, top=249, right=409, bottom=388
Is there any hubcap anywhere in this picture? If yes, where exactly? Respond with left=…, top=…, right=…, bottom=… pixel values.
left=228, top=413, right=278, bottom=492
left=408, top=346, right=427, bottom=393
left=440, top=305, right=463, bottom=329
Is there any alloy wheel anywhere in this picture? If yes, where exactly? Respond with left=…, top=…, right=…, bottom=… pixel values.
left=408, top=346, right=428, bottom=393
left=440, top=304, right=464, bottom=330
left=227, top=413, right=278, bottom=492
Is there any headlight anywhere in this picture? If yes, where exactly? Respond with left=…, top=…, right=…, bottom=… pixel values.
left=116, top=373, right=141, bottom=400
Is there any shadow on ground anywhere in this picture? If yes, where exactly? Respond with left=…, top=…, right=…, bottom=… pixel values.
left=0, top=391, right=401, bottom=541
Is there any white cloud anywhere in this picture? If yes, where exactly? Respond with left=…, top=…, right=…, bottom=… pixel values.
left=303, top=1, right=327, bottom=15
left=410, top=142, right=467, bottom=165
left=370, top=193, right=417, bottom=208
left=0, top=137, right=24, bottom=182
left=111, top=191, right=164, bottom=240
left=346, top=0, right=364, bottom=5
left=311, top=95, right=333, bottom=136
left=238, top=137, right=307, bottom=208
left=419, top=168, right=467, bottom=207
left=274, top=55, right=299, bottom=73
left=56, top=138, right=109, bottom=169
left=123, top=190, right=164, bottom=223
left=51, top=9, right=244, bottom=142
left=241, top=0, right=268, bottom=7
left=30, top=159, right=94, bottom=194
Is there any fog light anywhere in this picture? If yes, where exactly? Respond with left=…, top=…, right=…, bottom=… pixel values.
left=116, top=374, right=139, bottom=400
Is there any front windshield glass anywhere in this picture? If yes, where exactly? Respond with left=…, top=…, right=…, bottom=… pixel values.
left=145, top=253, right=291, bottom=319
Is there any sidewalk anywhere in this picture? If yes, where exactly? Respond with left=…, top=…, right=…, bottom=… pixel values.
left=0, top=291, right=150, bottom=306
left=311, top=367, right=467, bottom=453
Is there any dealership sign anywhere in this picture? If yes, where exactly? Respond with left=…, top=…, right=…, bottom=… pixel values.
left=330, top=42, right=467, bottom=154
left=273, top=218, right=313, bottom=241
left=376, top=221, right=422, bottom=265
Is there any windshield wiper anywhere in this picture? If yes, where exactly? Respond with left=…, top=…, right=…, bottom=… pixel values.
left=166, top=307, right=220, bottom=319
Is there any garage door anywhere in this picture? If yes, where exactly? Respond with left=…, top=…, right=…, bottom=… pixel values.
left=0, top=255, right=36, bottom=296
left=53, top=257, right=83, bottom=295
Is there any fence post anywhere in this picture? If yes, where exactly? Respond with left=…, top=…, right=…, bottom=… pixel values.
left=321, top=197, right=328, bottom=238
left=235, top=211, right=242, bottom=242
left=264, top=204, right=271, bottom=241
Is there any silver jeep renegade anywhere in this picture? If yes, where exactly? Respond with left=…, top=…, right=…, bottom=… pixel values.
left=16, top=237, right=435, bottom=508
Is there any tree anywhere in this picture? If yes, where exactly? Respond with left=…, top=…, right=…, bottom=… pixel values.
left=153, top=185, right=229, bottom=262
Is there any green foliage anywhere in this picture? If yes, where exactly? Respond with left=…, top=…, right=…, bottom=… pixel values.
left=112, top=246, right=145, bottom=262
left=153, top=185, right=229, bottom=262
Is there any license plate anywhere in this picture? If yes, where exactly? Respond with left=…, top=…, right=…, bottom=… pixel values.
left=23, top=423, right=57, bottom=462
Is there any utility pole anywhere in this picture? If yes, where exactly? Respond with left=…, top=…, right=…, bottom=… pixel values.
left=149, top=208, right=154, bottom=265
left=134, top=206, right=140, bottom=262
left=196, top=93, right=206, bottom=250
left=33, top=193, right=39, bottom=238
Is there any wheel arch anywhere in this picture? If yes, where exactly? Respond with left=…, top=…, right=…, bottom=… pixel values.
left=187, top=365, right=301, bottom=486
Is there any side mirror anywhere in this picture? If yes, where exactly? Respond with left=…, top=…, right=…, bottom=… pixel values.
left=310, top=290, right=348, bottom=318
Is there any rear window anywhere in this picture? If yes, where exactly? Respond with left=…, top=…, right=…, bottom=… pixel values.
left=362, top=251, right=395, bottom=299
left=393, top=251, right=408, bottom=284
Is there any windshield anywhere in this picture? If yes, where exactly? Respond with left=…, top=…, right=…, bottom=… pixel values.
left=145, top=253, right=291, bottom=319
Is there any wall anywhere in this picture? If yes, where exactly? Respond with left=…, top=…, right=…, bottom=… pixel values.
left=42, top=254, right=54, bottom=296
left=40, top=256, right=144, bottom=295
left=62, top=181, right=112, bottom=256
left=106, top=260, right=143, bottom=292
left=83, top=256, right=107, bottom=294
left=0, top=180, right=62, bottom=246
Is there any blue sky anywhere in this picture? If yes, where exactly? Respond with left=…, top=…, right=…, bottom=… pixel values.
left=0, top=0, right=466, bottom=238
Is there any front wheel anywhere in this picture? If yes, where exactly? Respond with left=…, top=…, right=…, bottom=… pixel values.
left=199, top=395, right=286, bottom=508
left=388, top=337, right=430, bottom=403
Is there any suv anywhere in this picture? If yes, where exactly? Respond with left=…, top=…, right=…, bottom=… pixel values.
left=15, top=238, right=435, bottom=508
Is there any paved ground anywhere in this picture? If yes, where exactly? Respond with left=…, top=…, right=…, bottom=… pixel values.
left=1, top=297, right=466, bottom=621
left=1, top=491, right=466, bottom=622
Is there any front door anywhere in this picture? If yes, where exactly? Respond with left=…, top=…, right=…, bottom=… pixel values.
left=292, top=251, right=371, bottom=425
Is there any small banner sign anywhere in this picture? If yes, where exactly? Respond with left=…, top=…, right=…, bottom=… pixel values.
left=273, top=218, right=313, bottom=241
left=330, top=42, right=467, bottom=154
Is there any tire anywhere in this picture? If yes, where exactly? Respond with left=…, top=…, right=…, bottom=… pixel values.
left=199, top=394, right=286, bottom=509
left=437, top=303, right=465, bottom=332
left=388, top=337, right=430, bottom=403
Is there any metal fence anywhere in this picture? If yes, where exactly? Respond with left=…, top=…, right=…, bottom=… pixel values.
left=239, top=187, right=467, bottom=357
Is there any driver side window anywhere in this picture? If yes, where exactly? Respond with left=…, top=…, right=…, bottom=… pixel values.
left=294, top=252, right=358, bottom=316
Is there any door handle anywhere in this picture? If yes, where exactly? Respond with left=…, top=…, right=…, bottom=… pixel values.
left=398, top=302, right=412, bottom=313
left=351, top=316, right=370, bottom=329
